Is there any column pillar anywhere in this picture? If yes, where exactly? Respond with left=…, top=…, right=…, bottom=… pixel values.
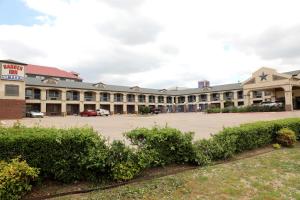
left=196, top=95, right=200, bottom=111
left=271, top=89, right=276, bottom=102
left=220, top=92, right=224, bottom=109
left=95, top=92, right=100, bottom=110
left=123, top=93, right=127, bottom=114
left=283, top=85, right=293, bottom=111
left=172, top=96, right=176, bottom=112
left=262, top=90, right=266, bottom=102
left=79, top=91, right=84, bottom=112
left=184, top=95, right=188, bottom=112
left=154, top=95, right=158, bottom=108
left=250, top=91, right=254, bottom=104
left=145, top=94, right=149, bottom=106
left=110, top=93, right=115, bottom=114
left=41, top=89, right=47, bottom=101
left=135, top=94, right=139, bottom=114
left=61, top=89, right=66, bottom=116
left=206, top=93, right=211, bottom=108
left=41, top=89, right=47, bottom=113
left=61, top=102, right=66, bottom=115
left=233, top=91, right=238, bottom=107
left=243, top=90, right=251, bottom=106
left=163, top=96, right=167, bottom=113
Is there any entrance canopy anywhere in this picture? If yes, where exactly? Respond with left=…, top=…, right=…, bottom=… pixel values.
left=242, top=67, right=300, bottom=111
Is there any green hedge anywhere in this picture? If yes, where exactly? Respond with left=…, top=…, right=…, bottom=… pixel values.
left=139, top=106, right=151, bottom=114
left=1, top=118, right=300, bottom=185
left=194, top=118, right=300, bottom=162
left=207, top=105, right=285, bottom=113
left=125, top=127, right=196, bottom=166
left=0, top=126, right=108, bottom=183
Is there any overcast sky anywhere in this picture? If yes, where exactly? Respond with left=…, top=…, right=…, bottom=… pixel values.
left=1, top=0, right=300, bottom=88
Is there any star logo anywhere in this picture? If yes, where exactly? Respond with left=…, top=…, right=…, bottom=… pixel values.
left=259, top=72, right=268, bottom=81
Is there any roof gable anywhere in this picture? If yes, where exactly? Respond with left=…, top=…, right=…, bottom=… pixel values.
left=243, top=67, right=291, bottom=86
left=26, top=64, right=81, bottom=80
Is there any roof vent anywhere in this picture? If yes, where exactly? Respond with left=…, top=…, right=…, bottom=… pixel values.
left=130, top=86, right=140, bottom=91
left=159, top=89, right=167, bottom=92
left=42, top=78, right=58, bottom=84
left=93, top=82, right=105, bottom=88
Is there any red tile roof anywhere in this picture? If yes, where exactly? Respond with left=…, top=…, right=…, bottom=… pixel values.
left=25, top=64, right=81, bottom=80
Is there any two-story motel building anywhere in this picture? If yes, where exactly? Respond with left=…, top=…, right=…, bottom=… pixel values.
left=1, top=59, right=300, bottom=119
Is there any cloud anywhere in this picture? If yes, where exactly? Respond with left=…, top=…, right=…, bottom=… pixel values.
left=160, top=44, right=179, bottom=55
left=0, top=40, right=45, bottom=61
left=73, top=47, right=162, bottom=80
left=100, top=17, right=162, bottom=45
left=2, top=0, right=300, bottom=89
left=230, top=25, right=300, bottom=64
left=102, top=0, right=145, bottom=10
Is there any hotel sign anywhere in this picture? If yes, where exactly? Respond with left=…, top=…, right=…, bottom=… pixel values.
left=1, top=63, right=25, bottom=81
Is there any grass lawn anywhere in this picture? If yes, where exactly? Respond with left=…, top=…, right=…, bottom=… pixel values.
left=55, top=145, right=300, bottom=200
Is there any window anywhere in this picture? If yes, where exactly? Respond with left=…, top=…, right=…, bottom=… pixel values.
left=158, top=96, right=164, bottom=103
left=5, top=85, right=19, bottom=96
left=149, top=96, right=155, bottom=103
left=25, top=89, right=33, bottom=96
left=48, top=90, right=60, bottom=97
left=264, top=91, right=271, bottom=96
left=253, top=91, right=262, bottom=98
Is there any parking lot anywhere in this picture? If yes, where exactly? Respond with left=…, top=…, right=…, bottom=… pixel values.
left=3, top=111, right=300, bottom=141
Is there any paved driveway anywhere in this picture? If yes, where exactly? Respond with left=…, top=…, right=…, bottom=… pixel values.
left=3, top=111, right=300, bottom=141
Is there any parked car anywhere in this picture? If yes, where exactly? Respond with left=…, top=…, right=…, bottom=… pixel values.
left=80, top=109, right=97, bottom=117
left=26, top=111, right=44, bottom=118
left=96, top=109, right=110, bottom=116
left=150, top=108, right=161, bottom=114
left=260, top=101, right=283, bottom=107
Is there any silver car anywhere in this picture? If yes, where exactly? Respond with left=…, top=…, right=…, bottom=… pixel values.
left=260, top=101, right=283, bottom=107
left=26, top=111, right=44, bottom=118
left=96, top=109, right=110, bottom=116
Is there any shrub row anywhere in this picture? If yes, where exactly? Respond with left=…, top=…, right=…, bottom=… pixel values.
left=139, top=106, right=151, bottom=114
left=1, top=118, right=299, bottom=186
left=0, top=125, right=108, bottom=183
left=206, top=105, right=285, bottom=113
left=125, top=127, right=196, bottom=166
left=194, top=118, right=300, bottom=164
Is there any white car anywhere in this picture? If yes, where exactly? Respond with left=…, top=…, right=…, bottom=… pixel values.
left=260, top=101, right=283, bottom=107
left=96, top=109, right=110, bottom=116
left=26, top=111, right=44, bottom=118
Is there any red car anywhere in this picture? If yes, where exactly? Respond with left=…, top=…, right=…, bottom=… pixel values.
left=80, top=109, right=97, bottom=117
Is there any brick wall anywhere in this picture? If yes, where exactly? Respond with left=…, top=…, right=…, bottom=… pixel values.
left=0, top=99, right=25, bottom=119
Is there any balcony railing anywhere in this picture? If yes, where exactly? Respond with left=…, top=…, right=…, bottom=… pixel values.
left=84, top=96, right=96, bottom=101
left=127, top=97, right=135, bottom=102
left=114, top=97, right=123, bottom=102
left=178, top=99, right=185, bottom=104
left=238, top=95, right=243, bottom=99
left=212, top=97, right=220, bottom=101
left=47, top=95, right=61, bottom=100
left=224, top=96, right=233, bottom=101
left=25, top=94, right=41, bottom=100
left=100, top=97, right=110, bottom=102
left=149, top=99, right=155, bottom=103
left=67, top=95, right=79, bottom=101
left=139, top=99, right=146, bottom=103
